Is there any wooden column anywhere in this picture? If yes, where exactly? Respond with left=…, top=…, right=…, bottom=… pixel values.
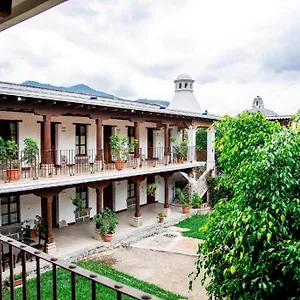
left=134, top=121, right=140, bottom=158
left=96, top=119, right=103, bottom=160
left=46, top=196, right=54, bottom=244
left=96, top=188, right=103, bottom=214
left=135, top=181, right=141, bottom=217
left=164, top=176, right=170, bottom=209
left=89, top=181, right=112, bottom=214
left=42, top=115, right=52, bottom=164
left=164, top=124, right=169, bottom=156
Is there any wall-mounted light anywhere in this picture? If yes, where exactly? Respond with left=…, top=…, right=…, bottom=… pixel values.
left=17, top=97, right=25, bottom=102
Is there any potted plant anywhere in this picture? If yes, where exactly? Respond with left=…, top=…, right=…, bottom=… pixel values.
left=71, top=197, right=91, bottom=223
left=21, top=219, right=37, bottom=238
left=175, top=187, right=190, bottom=214
left=147, top=183, right=157, bottom=197
left=23, top=138, right=39, bottom=167
left=157, top=212, right=164, bottom=223
left=191, top=192, right=202, bottom=208
left=109, top=133, right=138, bottom=171
left=0, top=138, right=20, bottom=180
left=170, top=137, right=188, bottom=164
left=94, top=208, right=118, bottom=242
left=6, top=273, right=24, bottom=288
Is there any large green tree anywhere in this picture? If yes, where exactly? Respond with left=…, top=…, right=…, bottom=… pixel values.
left=191, top=112, right=300, bottom=299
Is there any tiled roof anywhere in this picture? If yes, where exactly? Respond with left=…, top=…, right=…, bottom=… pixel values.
left=0, top=81, right=218, bottom=120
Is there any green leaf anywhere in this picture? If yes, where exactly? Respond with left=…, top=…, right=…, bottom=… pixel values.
left=280, top=215, right=285, bottom=223
left=240, top=252, right=243, bottom=260
left=267, top=232, right=272, bottom=243
left=257, top=232, right=262, bottom=241
left=230, top=266, right=236, bottom=274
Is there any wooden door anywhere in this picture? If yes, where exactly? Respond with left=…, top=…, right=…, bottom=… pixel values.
left=147, top=176, right=156, bottom=204
left=147, top=128, right=154, bottom=159
left=103, top=183, right=113, bottom=210
left=103, top=126, right=112, bottom=163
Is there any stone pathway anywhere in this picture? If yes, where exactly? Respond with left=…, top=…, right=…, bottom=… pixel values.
left=132, top=226, right=201, bottom=256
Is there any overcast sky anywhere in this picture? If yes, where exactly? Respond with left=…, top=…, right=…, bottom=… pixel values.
left=1, top=0, right=300, bottom=115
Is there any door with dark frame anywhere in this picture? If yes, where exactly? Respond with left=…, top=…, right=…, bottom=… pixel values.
left=103, top=183, right=113, bottom=210
left=147, top=128, right=154, bottom=159
left=147, top=176, right=156, bottom=204
left=103, top=125, right=112, bottom=163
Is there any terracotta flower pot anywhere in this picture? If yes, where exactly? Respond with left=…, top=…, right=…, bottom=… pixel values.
left=158, top=218, right=164, bottom=223
left=103, top=233, right=113, bottom=242
left=115, top=161, right=125, bottom=171
left=29, top=230, right=37, bottom=239
left=182, top=206, right=190, bottom=214
left=6, top=169, right=20, bottom=181
left=177, top=158, right=183, bottom=164
left=13, top=279, right=23, bottom=287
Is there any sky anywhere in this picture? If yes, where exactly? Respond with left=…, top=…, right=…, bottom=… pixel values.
left=0, top=0, right=300, bottom=116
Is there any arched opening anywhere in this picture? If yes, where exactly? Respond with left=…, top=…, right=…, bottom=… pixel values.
left=179, top=83, right=182, bottom=89
left=185, top=83, right=188, bottom=88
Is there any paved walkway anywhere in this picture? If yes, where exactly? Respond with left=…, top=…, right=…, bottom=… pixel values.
left=132, top=226, right=201, bottom=256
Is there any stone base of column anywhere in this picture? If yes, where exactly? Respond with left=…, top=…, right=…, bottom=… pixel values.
left=93, top=229, right=102, bottom=241
left=131, top=216, right=143, bottom=227
left=40, top=164, right=54, bottom=177
left=163, top=155, right=170, bottom=165
left=46, top=242, right=56, bottom=255
left=163, top=207, right=171, bottom=217
left=134, top=158, right=141, bottom=168
left=93, top=160, right=103, bottom=172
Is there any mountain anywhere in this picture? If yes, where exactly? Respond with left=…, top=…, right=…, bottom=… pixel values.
left=136, top=98, right=169, bottom=108
left=21, top=81, right=170, bottom=108
left=21, top=81, right=116, bottom=99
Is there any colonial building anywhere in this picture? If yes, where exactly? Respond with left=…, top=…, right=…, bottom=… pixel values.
left=0, top=74, right=217, bottom=254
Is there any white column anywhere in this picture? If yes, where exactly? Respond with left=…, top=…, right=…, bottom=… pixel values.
left=187, top=126, right=196, bottom=162
left=207, top=127, right=216, bottom=172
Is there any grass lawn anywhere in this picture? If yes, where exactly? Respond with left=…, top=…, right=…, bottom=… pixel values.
left=4, top=260, right=186, bottom=300
left=176, top=214, right=209, bottom=240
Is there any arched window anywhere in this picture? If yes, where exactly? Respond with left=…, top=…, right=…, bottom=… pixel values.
left=179, top=83, right=182, bottom=89
left=185, top=83, right=188, bottom=88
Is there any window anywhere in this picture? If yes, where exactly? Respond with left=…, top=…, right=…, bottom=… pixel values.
left=76, top=186, right=88, bottom=208
left=75, top=125, right=87, bottom=155
left=1, top=196, right=19, bottom=226
left=127, top=180, right=135, bottom=199
left=0, top=120, right=18, bottom=143
left=128, top=127, right=135, bottom=153
left=179, top=83, right=182, bottom=89
left=185, top=83, right=188, bottom=88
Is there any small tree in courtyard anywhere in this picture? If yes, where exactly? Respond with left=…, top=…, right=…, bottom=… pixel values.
left=191, top=112, right=300, bottom=299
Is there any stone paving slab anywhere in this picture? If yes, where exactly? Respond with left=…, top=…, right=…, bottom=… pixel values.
left=132, top=227, right=201, bottom=256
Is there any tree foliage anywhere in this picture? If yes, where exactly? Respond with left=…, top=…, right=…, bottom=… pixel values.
left=191, top=112, right=300, bottom=299
left=196, top=128, right=207, bottom=150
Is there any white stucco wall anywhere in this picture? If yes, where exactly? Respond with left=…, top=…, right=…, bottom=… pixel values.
left=20, top=194, right=41, bottom=222
left=58, top=188, right=76, bottom=224
left=140, top=179, right=147, bottom=205
left=114, top=180, right=128, bottom=211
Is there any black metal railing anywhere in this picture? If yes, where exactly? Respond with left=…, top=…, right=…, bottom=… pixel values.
left=0, top=146, right=200, bottom=182
left=0, top=234, right=158, bottom=300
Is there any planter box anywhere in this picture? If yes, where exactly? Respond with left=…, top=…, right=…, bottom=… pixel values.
left=74, top=208, right=91, bottom=223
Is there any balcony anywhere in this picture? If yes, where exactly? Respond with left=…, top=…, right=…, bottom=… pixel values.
left=0, top=147, right=205, bottom=193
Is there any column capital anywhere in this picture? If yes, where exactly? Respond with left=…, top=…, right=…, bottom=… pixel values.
left=88, top=180, right=112, bottom=190
left=160, top=172, right=173, bottom=179
left=131, top=175, right=146, bottom=184
left=34, top=187, right=64, bottom=198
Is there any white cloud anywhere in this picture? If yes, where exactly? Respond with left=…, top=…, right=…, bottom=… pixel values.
left=0, top=0, right=299, bottom=115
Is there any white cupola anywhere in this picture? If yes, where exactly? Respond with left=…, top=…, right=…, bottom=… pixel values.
left=168, top=73, right=203, bottom=113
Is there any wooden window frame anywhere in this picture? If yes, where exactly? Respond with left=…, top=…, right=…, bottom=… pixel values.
left=75, top=124, right=87, bottom=156
left=1, top=195, right=20, bottom=226
left=0, top=120, right=19, bottom=144
left=127, top=180, right=136, bottom=199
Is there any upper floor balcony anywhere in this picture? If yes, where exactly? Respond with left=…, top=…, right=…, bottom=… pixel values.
left=0, top=146, right=206, bottom=194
